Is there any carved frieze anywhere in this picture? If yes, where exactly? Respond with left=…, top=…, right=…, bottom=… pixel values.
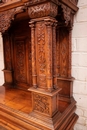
left=28, top=2, right=58, bottom=19
left=26, top=0, right=58, bottom=6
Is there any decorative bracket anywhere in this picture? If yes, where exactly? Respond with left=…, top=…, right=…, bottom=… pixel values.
left=0, top=6, right=25, bottom=33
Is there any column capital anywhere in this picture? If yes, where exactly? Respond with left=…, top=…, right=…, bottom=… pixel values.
left=44, top=18, right=58, bottom=27
left=28, top=1, right=58, bottom=19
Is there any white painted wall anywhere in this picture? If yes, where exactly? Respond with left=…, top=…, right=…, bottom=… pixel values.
left=0, top=33, right=4, bottom=85
left=72, top=0, right=87, bottom=130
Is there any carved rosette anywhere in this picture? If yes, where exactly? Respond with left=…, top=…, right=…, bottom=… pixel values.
left=28, top=2, right=58, bottom=19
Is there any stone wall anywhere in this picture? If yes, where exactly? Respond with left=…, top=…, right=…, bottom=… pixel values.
left=72, top=0, right=87, bottom=129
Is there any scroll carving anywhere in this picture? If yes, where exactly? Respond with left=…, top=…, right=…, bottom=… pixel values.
left=33, top=93, right=50, bottom=115
left=28, top=2, right=58, bottom=18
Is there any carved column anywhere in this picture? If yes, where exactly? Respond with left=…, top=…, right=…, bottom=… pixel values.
left=29, top=22, right=37, bottom=88
left=28, top=1, right=61, bottom=129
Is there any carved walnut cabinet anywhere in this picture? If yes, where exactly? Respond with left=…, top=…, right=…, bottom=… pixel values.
left=0, top=0, right=78, bottom=129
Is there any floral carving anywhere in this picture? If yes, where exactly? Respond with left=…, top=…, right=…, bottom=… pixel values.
left=37, top=23, right=47, bottom=89
left=37, top=23, right=46, bottom=74
left=34, top=93, right=50, bottom=114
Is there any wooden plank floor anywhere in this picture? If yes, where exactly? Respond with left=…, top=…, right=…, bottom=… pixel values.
left=0, top=86, right=32, bottom=114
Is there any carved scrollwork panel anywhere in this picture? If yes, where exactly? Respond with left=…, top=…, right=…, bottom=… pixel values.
left=33, top=93, right=50, bottom=115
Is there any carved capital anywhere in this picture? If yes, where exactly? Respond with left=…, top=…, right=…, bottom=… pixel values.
left=44, top=18, right=57, bottom=27
left=28, top=2, right=58, bottom=19
left=29, top=21, right=35, bottom=29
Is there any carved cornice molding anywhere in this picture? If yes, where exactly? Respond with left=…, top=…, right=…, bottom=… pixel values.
left=26, top=0, right=58, bottom=6
left=59, top=0, right=78, bottom=12
left=28, top=2, right=58, bottom=19
left=0, top=6, right=25, bottom=33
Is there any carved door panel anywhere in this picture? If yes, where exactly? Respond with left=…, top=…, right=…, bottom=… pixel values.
left=13, top=37, right=31, bottom=89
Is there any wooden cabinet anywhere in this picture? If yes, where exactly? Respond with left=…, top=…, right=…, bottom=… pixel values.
left=0, top=0, right=79, bottom=129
